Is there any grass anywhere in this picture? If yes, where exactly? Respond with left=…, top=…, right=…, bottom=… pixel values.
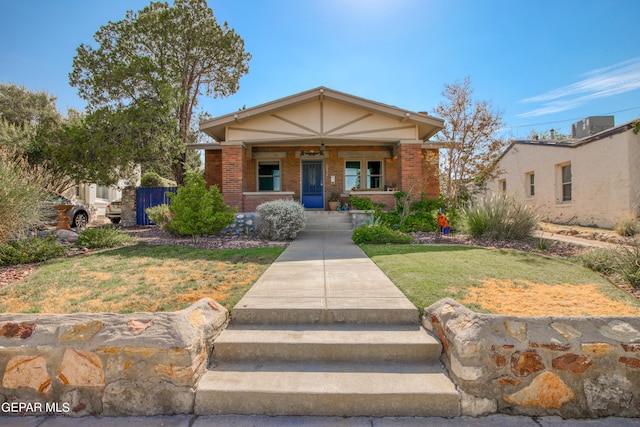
left=361, top=244, right=640, bottom=316
left=0, top=243, right=284, bottom=314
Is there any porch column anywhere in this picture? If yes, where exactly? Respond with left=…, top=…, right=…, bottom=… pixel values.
left=397, top=140, right=425, bottom=198
left=422, top=148, right=440, bottom=199
left=221, top=142, right=245, bottom=211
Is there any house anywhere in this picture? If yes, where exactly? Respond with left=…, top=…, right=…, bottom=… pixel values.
left=486, top=117, right=640, bottom=228
left=195, top=87, right=444, bottom=212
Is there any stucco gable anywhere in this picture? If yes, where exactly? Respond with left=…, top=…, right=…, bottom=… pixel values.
left=200, top=87, right=443, bottom=143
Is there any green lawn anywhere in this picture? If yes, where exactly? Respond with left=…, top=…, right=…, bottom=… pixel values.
left=361, top=244, right=640, bottom=316
left=0, top=244, right=285, bottom=314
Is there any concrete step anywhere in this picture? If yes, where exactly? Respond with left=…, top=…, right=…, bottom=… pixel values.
left=213, top=324, right=441, bottom=363
left=195, top=361, right=460, bottom=417
left=304, top=222, right=353, bottom=231
left=231, top=301, right=420, bottom=325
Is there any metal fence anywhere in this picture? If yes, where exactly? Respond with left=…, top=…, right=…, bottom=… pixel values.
left=135, top=187, right=177, bottom=226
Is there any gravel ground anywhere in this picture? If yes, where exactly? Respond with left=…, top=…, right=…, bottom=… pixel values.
left=121, top=226, right=289, bottom=250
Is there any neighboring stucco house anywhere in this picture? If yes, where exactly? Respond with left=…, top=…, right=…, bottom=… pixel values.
left=193, top=87, right=445, bottom=212
left=486, top=117, right=640, bottom=228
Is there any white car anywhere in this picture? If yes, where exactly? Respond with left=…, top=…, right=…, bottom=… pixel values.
left=105, top=199, right=122, bottom=224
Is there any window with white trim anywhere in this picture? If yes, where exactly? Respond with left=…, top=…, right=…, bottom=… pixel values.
left=525, top=172, right=535, bottom=197
left=258, top=161, right=281, bottom=191
left=345, top=161, right=361, bottom=191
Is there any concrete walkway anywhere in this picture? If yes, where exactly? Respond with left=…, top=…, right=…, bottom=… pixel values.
left=230, top=229, right=418, bottom=325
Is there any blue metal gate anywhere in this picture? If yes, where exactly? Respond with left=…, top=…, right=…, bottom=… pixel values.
left=136, top=187, right=177, bottom=225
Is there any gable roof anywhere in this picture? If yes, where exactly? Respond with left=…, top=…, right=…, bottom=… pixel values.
left=200, top=86, right=444, bottom=142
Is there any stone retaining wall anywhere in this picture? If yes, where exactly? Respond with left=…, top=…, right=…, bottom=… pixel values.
left=423, top=299, right=640, bottom=418
left=0, top=299, right=228, bottom=417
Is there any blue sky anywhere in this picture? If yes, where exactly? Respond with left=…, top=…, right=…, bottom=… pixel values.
left=1, top=0, right=639, bottom=138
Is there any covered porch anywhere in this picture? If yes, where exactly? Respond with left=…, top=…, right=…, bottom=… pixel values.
left=196, top=87, right=444, bottom=212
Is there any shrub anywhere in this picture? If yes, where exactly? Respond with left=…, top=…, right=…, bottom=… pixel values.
left=349, top=196, right=375, bottom=211
left=256, top=200, right=306, bottom=241
left=0, top=148, right=46, bottom=243
left=461, top=193, right=538, bottom=241
left=0, top=236, right=66, bottom=266
left=76, top=226, right=134, bottom=249
left=614, top=213, right=639, bottom=237
left=352, top=225, right=413, bottom=244
left=166, top=173, right=236, bottom=243
left=140, top=171, right=168, bottom=187
left=579, top=241, right=640, bottom=288
left=145, top=204, right=172, bottom=230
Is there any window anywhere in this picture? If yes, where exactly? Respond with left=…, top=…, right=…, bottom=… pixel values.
left=561, top=164, right=572, bottom=202
left=258, top=161, right=281, bottom=191
left=345, top=159, right=384, bottom=191
left=96, top=185, right=109, bottom=200
left=499, top=179, right=507, bottom=192
left=345, top=161, right=361, bottom=191
left=366, top=161, right=382, bottom=189
left=526, top=172, right=535, bottom=197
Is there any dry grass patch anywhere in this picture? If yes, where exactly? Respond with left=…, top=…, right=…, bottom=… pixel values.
left=362, top=244, right=640, bottom=316
left=460, top=279, right=640, bottom=316
left=0, top=244, right=284, bottom=314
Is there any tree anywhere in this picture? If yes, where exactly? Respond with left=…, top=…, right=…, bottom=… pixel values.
left=70, top=0, right=251, bottom=185
left=433, top=77, right=506, bottom=204
left=0, top=84, right=75, bottom=194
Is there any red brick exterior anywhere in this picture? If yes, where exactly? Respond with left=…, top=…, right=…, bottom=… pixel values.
left=204, top=150, right=222, bottom=189
left=243, top=193, right=295, bottom=212
left=204, top=143, right=440, bottom=212
left=220, top=144, right=245, bottom=210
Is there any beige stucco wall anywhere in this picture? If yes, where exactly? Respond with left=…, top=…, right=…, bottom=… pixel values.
left=488, top=129, right=640, bottom=228
left=226, top=99, right=418, bottom=143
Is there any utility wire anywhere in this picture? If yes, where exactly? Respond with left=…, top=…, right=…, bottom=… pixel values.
left=506, top=106, right=640, bottom=129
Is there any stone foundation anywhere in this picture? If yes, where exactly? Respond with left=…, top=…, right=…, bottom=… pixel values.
left=0, top=299, right=228, bottom=417
left=424, top=299, right=640, bottom=418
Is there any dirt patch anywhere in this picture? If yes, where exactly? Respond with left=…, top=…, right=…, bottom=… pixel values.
left=459, top=278, right=640, bottom=316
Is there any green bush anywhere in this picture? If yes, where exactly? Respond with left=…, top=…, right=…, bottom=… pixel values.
left=76, top=226, right=134, bottom=249
left=166, top=173, right=236, bottom=243
left=461, top=193, right=538, bottom=241
left=0, top=236, right=66, bottom=266
left=614, top=213, right=639, bottom=237
left=352, top=225, right=413, bottom=244
left=349, top=196, right=375, bottom=211
left=145, top=204, right=172, bottom=230
left=140, top=171, right=168, bottom=187
left=256, top=200, right=306, bottom=241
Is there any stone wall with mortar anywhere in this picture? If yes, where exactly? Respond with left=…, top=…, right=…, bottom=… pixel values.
left=423, top=299, right=640, bottom=418
left=0, top=299, right=228, bottom=417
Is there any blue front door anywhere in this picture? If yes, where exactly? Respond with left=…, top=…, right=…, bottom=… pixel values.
left=301, top=160, right=324, bottom=209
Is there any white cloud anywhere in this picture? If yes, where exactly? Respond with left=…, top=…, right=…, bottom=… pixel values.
left=517, top=57, right=640, bottom=117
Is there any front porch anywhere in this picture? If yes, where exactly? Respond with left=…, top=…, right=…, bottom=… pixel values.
left=196, top=87, right=445, bottom=212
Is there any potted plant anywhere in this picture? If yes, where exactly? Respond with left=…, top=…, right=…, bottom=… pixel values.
left=328, top=192, right=340, bottom=211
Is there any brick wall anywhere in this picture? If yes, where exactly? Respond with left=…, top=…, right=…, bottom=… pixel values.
left=243, top=193, right=295, bottom=212
left=204, top=150, right=222, bottom=189
left=210, top=144, right=440, bottom=212
left=422, top=148, right=440, bottom=199
left=221, top=145, right=245, bottom=210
